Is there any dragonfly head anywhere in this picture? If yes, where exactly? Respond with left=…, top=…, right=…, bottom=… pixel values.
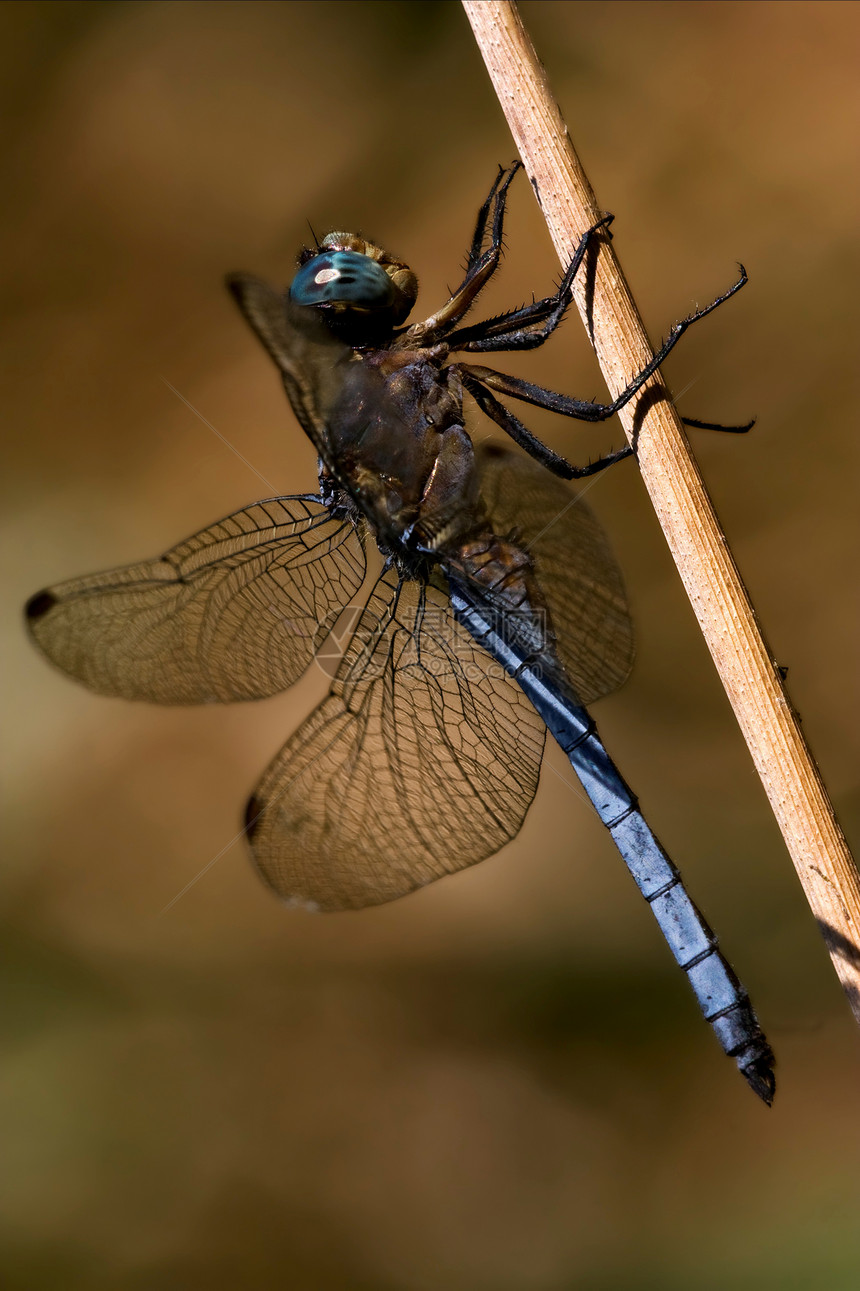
left=290, top=233, right=418, bottom=342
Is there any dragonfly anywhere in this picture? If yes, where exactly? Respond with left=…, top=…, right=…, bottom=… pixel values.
left=25, top=163, right=775, bottom=1103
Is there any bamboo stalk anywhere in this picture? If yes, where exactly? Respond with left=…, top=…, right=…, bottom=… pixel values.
left=462, top=0, right=860, bottom=1021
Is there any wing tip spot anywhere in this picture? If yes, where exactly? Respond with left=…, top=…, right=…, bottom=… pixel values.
left=244, top=794, right=262, bottom=839
left=25, top=589, right=58, bottom=621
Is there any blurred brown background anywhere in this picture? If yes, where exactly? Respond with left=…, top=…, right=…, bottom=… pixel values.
left=2, top=2, right=859, bottom=1287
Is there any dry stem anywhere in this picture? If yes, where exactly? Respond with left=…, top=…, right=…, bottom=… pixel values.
left=462, top=0, right=860, bottom=1021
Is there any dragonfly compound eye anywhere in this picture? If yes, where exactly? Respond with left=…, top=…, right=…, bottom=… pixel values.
left=290, top=250, right=397, bottom=312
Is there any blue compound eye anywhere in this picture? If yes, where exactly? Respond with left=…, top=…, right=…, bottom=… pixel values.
left=289, top=250, right=396, bottom=310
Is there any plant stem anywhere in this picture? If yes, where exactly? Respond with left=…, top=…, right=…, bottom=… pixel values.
left=462, top=0, right=860, bottom=1023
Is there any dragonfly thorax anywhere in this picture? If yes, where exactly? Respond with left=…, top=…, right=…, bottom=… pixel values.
left=321, top=346, right=484, bottom=565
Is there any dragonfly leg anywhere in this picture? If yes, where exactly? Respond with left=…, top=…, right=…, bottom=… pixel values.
left=456, top=367, right=631, bottom=479
left=593, top=264, right=749, bottom=417
left=414, top=164, right=521, bottom=339
left=454, top=266, right=748, bottom=427
left=464, top=163, right=516, bottom=275
left=445, top=296, right=569, bottom=354
left=444, top=215, right=614, bottom=353
left=462, top=362, right=621, bottom=423
left=457, top=368, right=577, bottom=476
left=457, top=363, right=750, bottom=477
left=681, top=415, right=755, bottom=434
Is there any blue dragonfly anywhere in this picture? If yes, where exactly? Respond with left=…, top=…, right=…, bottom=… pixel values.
left=26, top=164, right=774, bottom=1102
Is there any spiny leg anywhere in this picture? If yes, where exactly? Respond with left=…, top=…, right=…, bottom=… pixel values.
left=459, top=364, right=754, bottom=442
left=579, top=265, right=751, bottom=421
left=459, top=370, right=632, bottom=480
left=457, top=375, right=751, bottom=481
left=445, top=215, right=615, bottom=354
left=682, top=415, right=755, bottom=434
left=594, top=264, right=750, bottom=421
left=445, top=295, right=564, bottom=352
left=413, top=164, right=521, bottom=339
left=457, top=363, right=619, bottom=424
left=464, top=164, right=516, bottom=275
left=454, top=267, right=749, bottom=430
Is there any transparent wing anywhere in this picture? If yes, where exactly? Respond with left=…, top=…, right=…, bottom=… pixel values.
left=246, top=566, right=546, bottom=910
left=26, top=496, right=365, bottom=704
left=227, top=275, right=339, bottom=462
left=476, top=442, right=634, bottom=703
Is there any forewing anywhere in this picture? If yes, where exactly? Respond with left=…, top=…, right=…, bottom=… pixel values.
left=246, top=567, right=546, bottom=910
left=26, top=496, right=365, bottom=704
left=227, top=275, right=337, bottom=461
left=476, top=443, right=634, bottom=703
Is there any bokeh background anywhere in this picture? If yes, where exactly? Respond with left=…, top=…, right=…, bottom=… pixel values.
left=2, top=2, right=859, bottom=1287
